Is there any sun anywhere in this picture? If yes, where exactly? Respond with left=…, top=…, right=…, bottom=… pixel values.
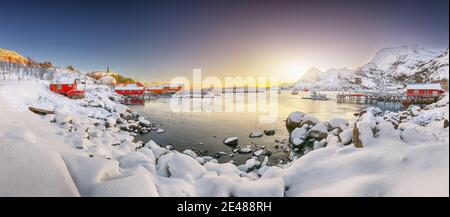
left=280, top=62, right=307, bottom=81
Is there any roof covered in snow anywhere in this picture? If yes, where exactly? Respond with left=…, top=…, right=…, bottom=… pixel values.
left=50, top=77, right=77, bottom=84
left=114, top=84, right=144, bottom=90
left=406, top=83, right=443, bottom=90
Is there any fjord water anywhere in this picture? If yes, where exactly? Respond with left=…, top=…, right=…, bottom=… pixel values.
left=133, top=91, right=402, bottom=164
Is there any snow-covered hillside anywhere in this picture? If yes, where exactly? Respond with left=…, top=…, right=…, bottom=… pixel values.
left=296, top=45, right=449, bottom=90
left=413, top=48, right=449, bottom=82
left=295, top=67, right=357, bottom=90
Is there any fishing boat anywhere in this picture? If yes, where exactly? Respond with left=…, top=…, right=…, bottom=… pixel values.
left=291, top=89, right=299, bottom=95
left=301, top=91, right=329, bottom=100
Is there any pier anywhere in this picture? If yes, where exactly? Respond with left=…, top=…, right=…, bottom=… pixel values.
left=336, top=91, right=439, bottom=107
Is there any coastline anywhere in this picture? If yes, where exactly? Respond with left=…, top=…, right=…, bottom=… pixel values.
left=1, top=74, right=448, bottom=196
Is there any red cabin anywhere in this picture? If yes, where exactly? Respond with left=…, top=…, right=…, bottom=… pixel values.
left=146, top=84, right=183, bottom=95
left=114, top=83, right=145, bottom=95
left=50, top=79, right=85, bottom=99
left=406, top=83, right=445, bottom=97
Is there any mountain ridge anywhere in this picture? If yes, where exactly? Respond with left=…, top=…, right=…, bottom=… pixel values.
left=296, top=45, right=449, bottom=90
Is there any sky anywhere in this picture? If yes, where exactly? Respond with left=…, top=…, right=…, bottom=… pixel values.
left=0, top=0, right=448, bottom=83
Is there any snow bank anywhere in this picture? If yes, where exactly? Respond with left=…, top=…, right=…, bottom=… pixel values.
left=1, top=75, right=448, bottom=197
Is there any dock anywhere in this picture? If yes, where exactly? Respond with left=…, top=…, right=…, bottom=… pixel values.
left=336, top=91, right=439, bottom=106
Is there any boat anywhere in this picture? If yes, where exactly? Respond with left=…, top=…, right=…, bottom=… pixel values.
left=301, top=91, right=329, bottom=100
left=28, top=107, right=55, bottom=115
left=291, top=89, right=299, bottom=95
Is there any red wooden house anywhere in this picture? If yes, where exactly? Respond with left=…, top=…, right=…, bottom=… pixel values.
left=114, top=83, right=145, bottom=95
left=406, top=83, right=445, bottom=97
left=114, top=83, right=146, bottom=105
left=146, top=84, right=183, bottom=95
left=50, top=79, right=85, bottom=99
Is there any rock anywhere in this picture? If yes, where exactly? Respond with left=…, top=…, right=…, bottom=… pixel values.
left=245, top=158, right=257, bottom=169
left=307, top=122, right=329, bottom=140
left=329, top=118, right=349, bottom=129
left=156, top=128, right=165, bottom=134
left=352, top=126, right=363, bottom=148
left=307, top=130, right=328, bottom=140
left=195, top=157, right=205, bottom=165
left=313, top=140, right=326, bottom=149
left=290, top=127, right=307, bottom=140
left=339, top=128, right=353, bottom=145
left=253, top=149, right=264, bottom=156
left=223, top=137, right=238, bottom=146
left=139, top=119, right=151, bottom=127
left=444, top=119, right=449, bottom=128
left=285, top=111, right=305, bottom=133
left=128, top=122, right=140, bottom=130
left=264, top=151, right=272, bottom=156
left=291, top=138, right=303, bottom=147
left=299, top=120, right=315, bottom=128
left=122, top=112, right=133, bottom=120
left=263, top=129, right=276, bottom=136
left=239, top=147, right=252, bottom=154
left=249, top=131, right=264, bottom=138
left=273, top=144, right=280, bottom=149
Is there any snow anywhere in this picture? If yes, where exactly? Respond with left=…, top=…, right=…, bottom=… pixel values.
left=339, top=128, right=353, bottom=145
left=114, top=83, right=144, bottom=90
left=224, top=137, right=238, bottom=144
left=329, top=118, right=349, bottom=129
left=0, top=141, right=80, bottom=196
left=287, top=111, right=304, bottom=123
left=1, top=74, right=448, bottom=197
left=253, top=149, right=264, bottom=156
left=89, top=170, right=159, bottom=197
left=183, top=149, right=197, bottom=158
left=249, top=131, right=264, bottom=138
left=291, top=127, right=307, bottom=139
left=239, top=147, right=253, bottom=153
left=63, top=155, right=120, bottom=196
left=295, top=45, right=448, bottom=90
left=232, top=178, right=285, bottom=197
left=166, top=152, right=206, bottom=182
left=406, top=83, right=443, bottom=90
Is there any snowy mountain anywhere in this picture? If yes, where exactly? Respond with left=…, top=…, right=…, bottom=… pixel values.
left=412, top=48, right=449, bottom=83
left=355, top=45, right=445, bottom=87
left=296, top=67, right=356, bottom=90
left=296, top=45, right=449, bottom=90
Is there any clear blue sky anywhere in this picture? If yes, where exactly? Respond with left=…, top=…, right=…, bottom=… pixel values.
left=0, top=0, right=448, bottom=82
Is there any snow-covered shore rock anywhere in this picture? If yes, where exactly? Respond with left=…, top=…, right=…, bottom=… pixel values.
left=0, top=74, right=448, bottom=197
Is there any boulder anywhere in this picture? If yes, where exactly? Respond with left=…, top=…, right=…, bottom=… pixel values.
left=239, top=147, right=252, bottom=154
left=352, top=126, right=363, bottom=148
left=249, top=131, right=264, bottom=138
left=223, top=137, right=238, bottom=147
left=307, top=122, right=329, bottom=140
left=263, top=129, right=276, bottom=136
left=285, top=111, right=306, bottom=133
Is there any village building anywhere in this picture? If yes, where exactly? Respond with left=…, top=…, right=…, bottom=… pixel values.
left=49, top=78, right=85, bottom=99
left=406, top=83, right=446, bottom=97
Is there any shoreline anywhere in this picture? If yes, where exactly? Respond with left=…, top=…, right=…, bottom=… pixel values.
left=1, top=74, right=448, bottom=196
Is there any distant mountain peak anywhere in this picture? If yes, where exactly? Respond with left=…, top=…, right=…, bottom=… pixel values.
left=295, top=44, right=449, bottom=90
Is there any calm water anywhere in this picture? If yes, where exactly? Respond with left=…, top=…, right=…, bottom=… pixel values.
left=132, top=91, right=403, bottom=164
